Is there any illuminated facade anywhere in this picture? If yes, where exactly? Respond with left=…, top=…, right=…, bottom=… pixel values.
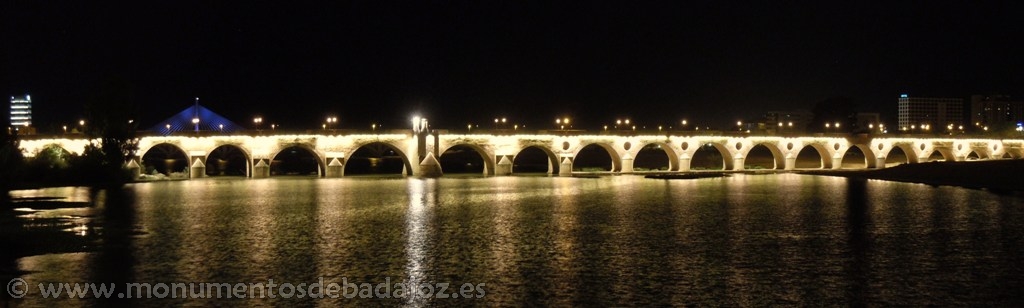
left=897, top=94, right=963, bottom=131
left=10, top=94, right=32, bottom=127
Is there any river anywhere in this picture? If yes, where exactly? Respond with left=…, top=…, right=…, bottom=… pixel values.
left=4, top=174, right=1024, bottom=306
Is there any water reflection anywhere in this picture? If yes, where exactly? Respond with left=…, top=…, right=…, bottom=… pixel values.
left=404, top=178, right=434, bottom=307
left=3, top=175, right=1024, bottom=306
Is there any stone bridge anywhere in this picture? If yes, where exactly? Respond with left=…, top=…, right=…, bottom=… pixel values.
left=17, top=132, right=1024, bottom=178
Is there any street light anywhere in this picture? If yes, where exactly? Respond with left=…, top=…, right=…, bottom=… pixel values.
left=253, top=117, right=263, bottom=131
left=326, top=116, right=338, bottom=132
left=62, top=125, right=67, bottom=134
left=556, top=117, right=570, bottom=130
left=192, top=117, right=200, bottom=132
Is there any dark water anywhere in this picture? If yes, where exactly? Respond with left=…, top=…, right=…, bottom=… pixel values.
left=6, top=174, right=1024, bottom=306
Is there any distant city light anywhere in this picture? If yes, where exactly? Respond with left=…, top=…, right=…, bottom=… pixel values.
left=900, top=94, right=908, bottom=98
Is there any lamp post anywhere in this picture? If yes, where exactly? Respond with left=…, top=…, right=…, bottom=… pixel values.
left=253, top=117, right=263, bottom=132
left=555, top=117, right=570, bottom=131
left=615, top=118, right=630, bottom=129
left=192, top=117, right=200, bottom=133
left=326, top=117, right=338, bottom=132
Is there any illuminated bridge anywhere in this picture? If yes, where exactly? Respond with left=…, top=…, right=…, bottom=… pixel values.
left=17, top=129, right=1024, bottom=178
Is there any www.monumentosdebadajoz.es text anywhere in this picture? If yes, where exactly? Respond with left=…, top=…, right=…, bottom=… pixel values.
left=7, top=277, right=486, bottom=299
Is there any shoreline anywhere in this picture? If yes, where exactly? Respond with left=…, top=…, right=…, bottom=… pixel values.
left=798, top=159, right=1024, bottom=194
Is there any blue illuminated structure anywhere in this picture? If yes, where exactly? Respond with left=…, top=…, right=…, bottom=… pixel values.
left=149, top=99, right=243, bottom=134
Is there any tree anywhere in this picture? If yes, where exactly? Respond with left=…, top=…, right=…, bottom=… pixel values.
left=0, top=128, right=25, bottom=205
left=80, top=77, right=140, bottom=186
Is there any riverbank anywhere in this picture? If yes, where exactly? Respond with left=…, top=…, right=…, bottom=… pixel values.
left=800, top=159, right=1024, bottom=193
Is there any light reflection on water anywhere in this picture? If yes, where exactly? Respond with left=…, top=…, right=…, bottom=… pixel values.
left=8, top=174, right=1024, bottom=306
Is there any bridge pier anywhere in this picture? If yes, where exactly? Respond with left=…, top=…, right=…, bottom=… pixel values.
left=189, top=157, right=206, bottom=179
left=252, top=159, right=270, bottom=178
left=784, top=156, right=796, bottom=170
left=325, top=158, right=344, bottom=178
left=874, top=157, right=886, bottom=169
left=125, top=160, right=142, bottom=180
left=678, top=157, right=691, bottom=172
left=732, top=156, right=745, bottom=171
left=495, top=155, right=512, bottom=176
left=559, top=157, right=573, bottom=176
left=418, top=152, right=443, bottom=177
left=830, top=157, right=843, bottom=170
left=620, top=157, right=635, bottom=173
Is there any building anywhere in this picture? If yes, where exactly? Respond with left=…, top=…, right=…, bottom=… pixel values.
left=970, top=94, right=1024, bottom=129
left=897, top=94, right=963, bottom=132
left=763, top=110, right=813, bottom=133
left=10, top=94, right=32, bottom=127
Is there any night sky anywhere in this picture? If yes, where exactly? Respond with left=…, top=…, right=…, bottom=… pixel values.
left=5, top=2, right=1023, bottom=132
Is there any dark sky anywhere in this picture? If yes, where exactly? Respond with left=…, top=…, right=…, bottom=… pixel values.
left=5, top=1, right=1023, bottom=131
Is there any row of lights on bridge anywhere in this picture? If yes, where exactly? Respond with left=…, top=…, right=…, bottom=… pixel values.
left=116, top=114, right=1014, bottom=136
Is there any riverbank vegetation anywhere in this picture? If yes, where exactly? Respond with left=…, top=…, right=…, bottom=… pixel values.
left=1, top=80, right=139, bottom=206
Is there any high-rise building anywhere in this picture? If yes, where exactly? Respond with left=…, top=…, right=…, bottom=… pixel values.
left=10, top=94, right=32, bottom=127
left=897, top=94, right=963, bottom=132
left=969, top=94, right=1024, bottom=129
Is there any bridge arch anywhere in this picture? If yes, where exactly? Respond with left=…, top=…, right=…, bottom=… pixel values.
left=572, top=142, right=622, bottom=172
left=270, top=144, right=325, bottom=177
left=926, top=147, right=956, bottom=162
left=744, top=141, right=785, bottom=170
left=512, top=145, right=560, bottom=174
left=345, top=141, right=415, bottom=176
left=684, top=141, right=735, bottom=170
left=140, top=142, right=191, bottom=176
left=794, top=143, right=832, bottom=169
left=630, top=141, right=679, bottom=171
left=437, top=142, right=495, bottom=175
left=838, top=144, right=873, bottom=169
left=205, top=144, right=251, bottom=176
left=889, top=142, right=922, bottom=164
